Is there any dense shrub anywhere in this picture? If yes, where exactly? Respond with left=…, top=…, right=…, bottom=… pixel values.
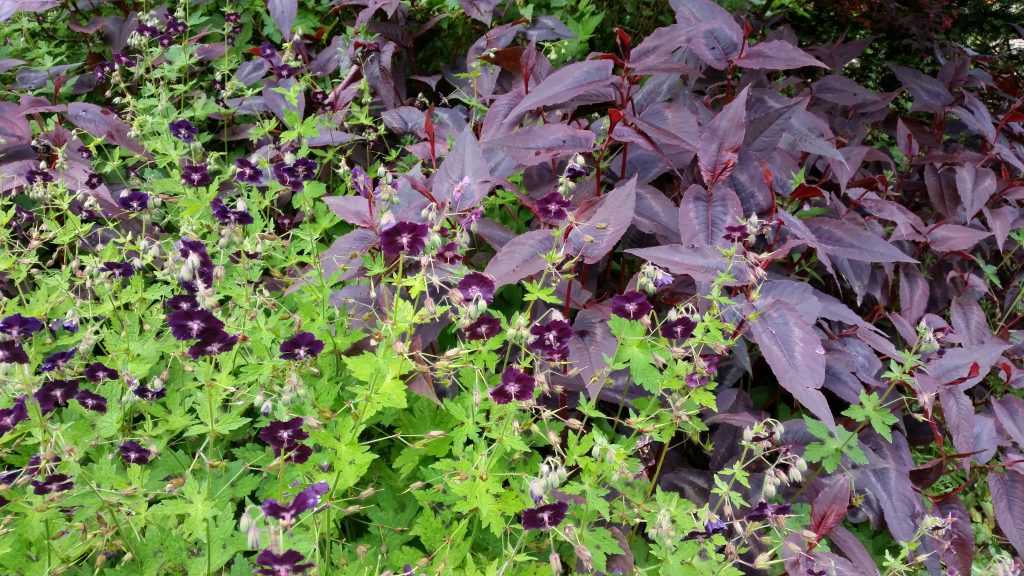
left=0, top=0, right=1023, bottom=575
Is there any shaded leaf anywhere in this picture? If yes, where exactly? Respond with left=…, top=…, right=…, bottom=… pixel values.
left=65, top=102, right=147, bottom=156
left=989, top=470, right=1024, bottom=559
left=889, top=64, right=953, bottom=113
left=504, top=60, right=614, bottom=126
left=735, top=40, right=827, bottom=70
left=568, top=176, right=637, bottom=264
left=804, top=217, right=916, bottom=263
left=432, top=127, right=492, bottom=211
left=677, top=184, right=742, bottom=247
left=698, top=87, right=748, bottom=187
left=626, top=244, right=752, bottom=284
left=484, top=124, right=595, bottom=167
left=926, top=224, right=991, bottom=253
left=484, top=229, right=554, bottom=287
left=811, top=475, right=850, bottom=538
left=268, top=0, right=297, bottom=38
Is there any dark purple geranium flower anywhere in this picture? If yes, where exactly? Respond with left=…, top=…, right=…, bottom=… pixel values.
left=521, top=501, right=568, bottom=530
left=280, top=332, right=324, bottom=361
left=102, top=261, right=136, bottom=278
left=74, top=389, right=107, bottom=413
left=117, top=190, right=149, bottom=211
left=611, top=291, right=652, bottom=320
left=0, top=313, right=44, bottom=340
left=210, top=197, right=253, bottom=226
left=437, top=242, right=462, bottom=264
left=26, top=168, right=53, bottom=185
left=380, top=221, right=429, bottom=259
left=685, top=518, right=729, bottom=540
left=564, top=158, right=588, bottom=179
left=234, top=158, right=265, bottom=184
left=537, top=192, right=571, bottom=221
left=661, top=317, right=695, bottom=341
left=272, top=161, right=301, bottom=189
left=85, top=172, right=103, bottom=189
left=723, top=224, right=748, bottom=243
left=258, top=41, right=278, bottom=60
left=187, top=330, right=238, bottom=359
left=165, top=16, right=187, bottom=36
left=112, top=52, right=136, bottom=68
left=744, top=501, right=791, bottom=522
left=464, top=314, right=501, bottom=341
left=528, top=319, right=573, bottom=361
left=458, top=272, right=496, bottom=304
left=0, top=398, right=28, bottom=435
left=262, top=482, right=329, bottom=524
left=490, top=367, right=535, bottom=404
left=35, top=379, right=80, bottom=413
left=133, top=384, right=166, bottom=401
left=119, top=440, right=153, bottom=464
left=181, top=163, right=212, bottom=187
left=350, top=165, right=373, bottom=197
left=0, top=341, right=31, bottom=366
left=31, top=473, right=73, bottom=495
left=39, top=348, right=76, bottom=372
left=84, top=362, right=118, bottom=382
left=167, top=309, right=224, bottom=340
left=259, top=417, right=308, bottom=451
left=255, top=549, right=314, bottom=576
left=169, top=119, right=198, bottom=142
left=292, top=158, right=317, bottom=180
left=166, top=294, right=202, bottom=312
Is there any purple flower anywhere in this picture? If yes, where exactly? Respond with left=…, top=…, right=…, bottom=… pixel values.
left=280, top=332, right=324, bottom=361
left=39, top=348, right=76, bottom=372
left=102, top=261, right=136, bottom=278
left=255, top=549, right=313, bottom=576
left=537, top=192, right=571, bottom=221
left=234, top=158, right=265, bottom=184
left=167, top=309, right=224, bottom=340
left=723, top=224, right=748, bottom=243
left=292, top=158, right=318, bottom=181
left=0, top=313, right=44, bottom=340
left=35, top=379, right=80, bottom=413
left=528, top=319, right=572, bottom=360
left=380, top=221, right=428, bottom=259
left=351, top=166, right=373, bottom=197
left=165, top=16, right=187, bottom=36
left=685, top=518, right=729, bottom=540
left=112, top=52, right=136, bottom=68
left=166, top=294, right=202, bottom=312
left=521, top=501, right=568, bottom=530
left=272, top=161, right=301, bottom=189
left=133, top=384, right=166, bottom=401
left=136, top=22, right=160, bottom=37
left=490, top=367, right=535, bottom=404
left=74, top=389, right=107, bottom=413
left=85, top=172, right=103, bottom=189
left=262, top=482, right=329, bottom=524
left=210, top=197, right=253, bottom=226
left=26, top=168, right=53, bottom=185
left=178, top=238, right=215, bottom=291
left=117, top=190, right=149, bottom=211
left=84, top=362, right=118, bottom=382
left=744, top=501, right=791, bottom=521
left=0, top=398, right=28, bottom=435
left=31, top=473, right=73, bottom=495
left=458, top=272, right=496, bottom=304
left=187, top=330, right=238, bottom=359
left=564, top=159, right=588, bottom=179
left=437, top=242, right=462, bottom=264
left=0, top=341, right=31, bottom=366
left=611, top=291, right=652, bottom=320
left=225, top=12, right=241, bottom=24
left=169, top=119, right=197, bottom=142
left=181, top=162, right=212, bottom=187
left=258, top=41, right=278, bottom=60
left=119, top=441, right=153, bottom=464
left=273, top=63, right=300, bottom=79
left=660, top=317, right=695, bottom=341
left=94, top=60, right=114, bottom=80
left=259, top=417, right=308, bottom=450
left=464, top=314, right=501, bottom=341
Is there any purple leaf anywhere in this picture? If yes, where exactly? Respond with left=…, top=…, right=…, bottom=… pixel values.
left=484, top=125, right=595, bottom=167
left=748, top=299, right=833, bottom=428
left=678, top=184, right=742, bottom=247
left=0, top=0, right=57, bottom=22
left=626, top=245, right=752, bottom=284
left=813, top=75, right=881, bottom=107
left=459, top=0, right=500, bottom=24
left=811, top=476, right=850, bottom=538
left=889, top=64, right=953, bottom=113
left=989, top=470, right=1024, bottom=559
left=504, top=60, right=614, bottom=127
left=951, top=93, right=996, bottom=143
left=993, top=396, right=1024, bottom=449
left=484, top=229, right=554, bottom=288
left=691, top=23, right=743, bottom=69
left=323, top=196, right=373, bottom=228
left=898, top=265, right=929, bottom=326
left=568, top=308, right=617, bottom=397
left=926, top=224, right=991, bottom=253
left=938, top=387, right=976, bottom=470
left=568, top=177, right=637, bottom=264
left=735, top=40, right=827, bottom=70
left=985, top=205, right=1019, bottom=251
left=931, top=496, right=974, bottom=576
left=433, top=127, right=492, bottom=211
left=268, top=0, right=297, bottom=38
left=263, top=79, right=304, bottom=124
left=828, top=526, right=881, bottom=575
left=895, top=119, right=919, bottom=159
left=235, top=60, right=270, bottom=86
left=65, top=103, right=147, bottom=157
left=319, top=229, right=378, bottom=282
left=633, top=183, right=679, bottom=239
left=804, top=217, right=916, bottom=263
left=698, top=87, right=748, bottom=188
left=954, top=164, right=996, bottom=220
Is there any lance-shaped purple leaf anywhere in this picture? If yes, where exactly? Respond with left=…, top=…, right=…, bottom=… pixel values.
left=633, top=184, right=679, bottom=239
left=65, top=103, right=147, bottom=156
left=698, top=87, right=748, bottom=188
left=812, top=75, right=882, bottom=107
left=0, top=0, right=57, bottom=22
left=989, top=470, right=1024, bottom=559
left=748, top=299, right=833, bottom=428
left=735, top=40, right=827, bottom=70
left=568, top=308, right=617, bottom=397
left=803, top=217, right=916, bottom=263
left=319, top=228, right=378, bottom=282
left=889, top=64, right=953, bottom=114
left=993, top=396, right=1024, bottom=449
left=954, top=164, right=996, bottom=220
left=568, top=176, right=637, bottom=264
left=678, top=184, right=742, bottom=247
left=626, top=245, right=753, bottom=284
left=459, top=0, right=500, bottom=24
left=432, top=127, right=492, bottom=211
left=484, top=229, right=555, bottom=288
left=926, top=224, right=991, bottom=253
left=811, top=475, right=850, bottom=539
left=323, top=196, right=373, bottom=228
left=930, top=496, right=974, bottom=576
left=503, top=60, right=614, bottom=127
left=484, top=124, right=595, bottom=167
left=938, top=387, right=976, bottom=469
left=267, top=0, right=297, bottom=38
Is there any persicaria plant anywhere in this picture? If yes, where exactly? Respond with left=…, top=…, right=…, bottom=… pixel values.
left=0, top=0, right=1022, bottom=574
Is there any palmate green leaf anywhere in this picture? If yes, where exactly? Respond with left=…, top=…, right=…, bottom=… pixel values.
left=581, top=526, right=623, bottom=573
left=842, top=391, right=899, bottom=441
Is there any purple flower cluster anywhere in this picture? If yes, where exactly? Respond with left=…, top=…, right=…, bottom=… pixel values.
left=258, top=417, right=313, bottom=463
left=272, top=158, right=318, bottom=190
left=210, top=197, right=253, bottom=226
left=262, top=481, right=329, bottom=524
left=660, top=317, right=695, bottom=341
left=39, top=347, right=76, bottom=373
left=164, top=293, right=238, bottom=359
left=234, top=158, right=265, bottom=185
left=464, top=314, right=501, bottom=341
left=32, top=473, right=73, bottom=495
left=528, top=319, right=572, bottom=361
left=119, top=441, right=153, bottom=464
left=0, top=398, right=28, bottom=436
left=169, top=119, right=198, bottom=143
left=255, top=549, right=313, bottom=575
left=178, top=239, right=215, bottom=292
left=457, top=272, right=496, bottom=304
left=490, top=367, right=536, bottom=404
left=536, top=192, right=571, bottom=221
left=35, top=379, right=79, bottom=412
left=1, top=313, right=44, bottom=340
left=181, top=162, right=212, bottom=187
left=117, top=190, right=150, bottom=211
